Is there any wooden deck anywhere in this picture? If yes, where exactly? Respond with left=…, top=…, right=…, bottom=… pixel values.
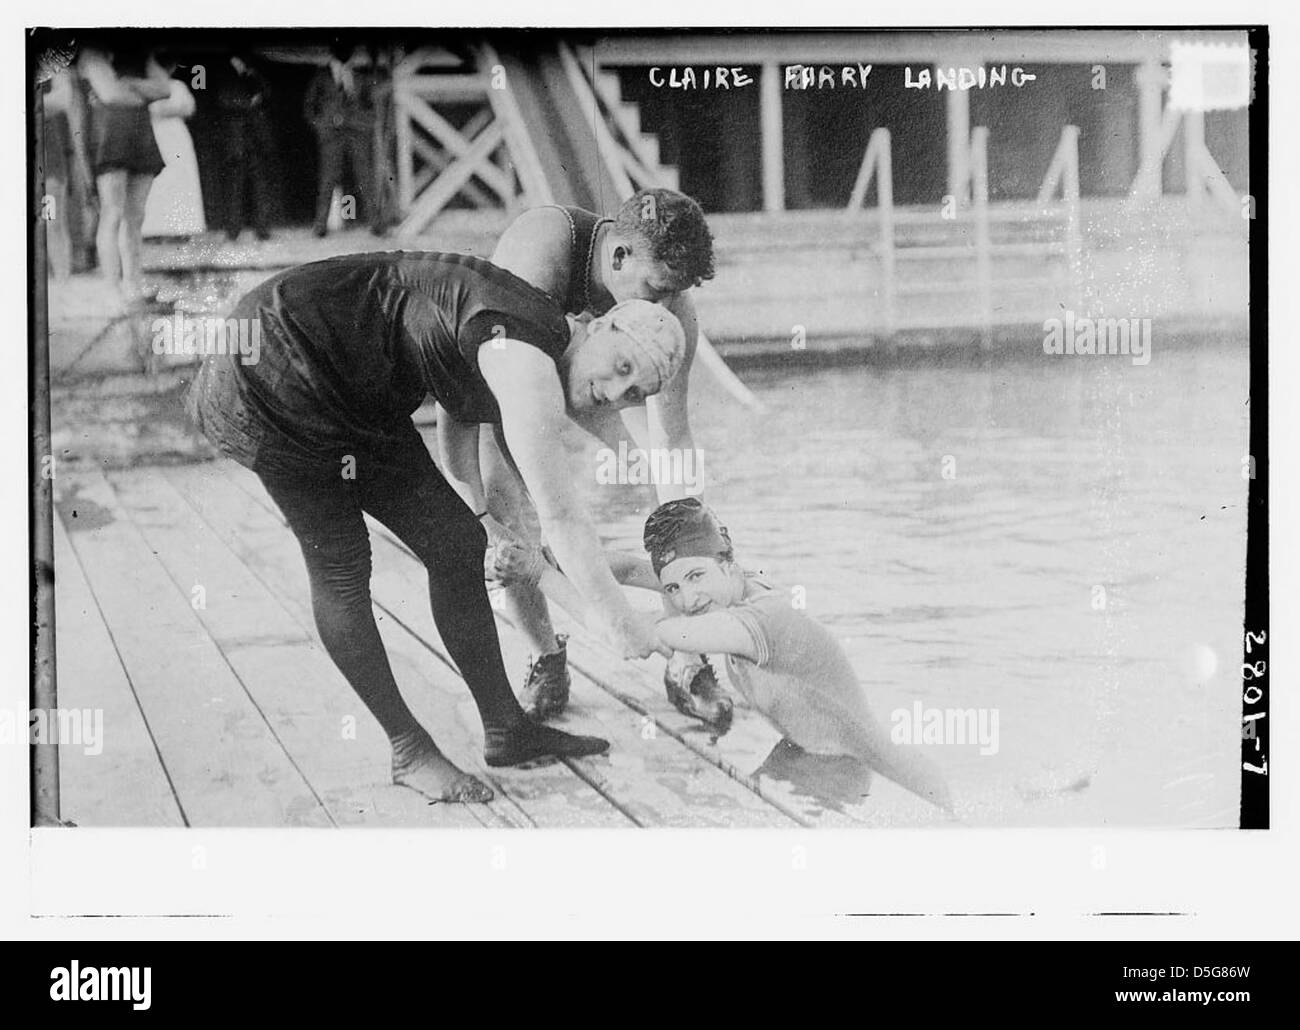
left=51, top=459, right=939, bottom=829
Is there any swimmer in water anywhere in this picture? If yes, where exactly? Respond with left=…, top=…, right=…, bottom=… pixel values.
left=489, top=498, right=955, bottom=814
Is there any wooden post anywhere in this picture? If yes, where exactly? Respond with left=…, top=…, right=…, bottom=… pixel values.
left=946, top=68, right=971, bottom=206
left=971, top=126, right=992, bottom=349
left=1061, top=126, right=1083, bottom=312
left=877, top=131, right=896, bottom=337
left=1184, top=107, right=1206, bottom=216
left=395, top=93, right=414, bottom=213
left=760, top=61, right=784, bottom=212
left=32, top=76, right=61, bottom=827
left=1135, top=59, right=1165, bottom=198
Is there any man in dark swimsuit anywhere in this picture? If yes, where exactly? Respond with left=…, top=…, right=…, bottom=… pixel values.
left=438, top=188, right=732, bottom=729
left=187, top=251, right=682, bottom=803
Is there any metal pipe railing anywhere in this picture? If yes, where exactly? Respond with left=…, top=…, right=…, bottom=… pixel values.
left=848, top=128, right=896, bottom=336
left=1040, top=125, right=1083, bottom=311
left=971, top=127, right=993, bottom=347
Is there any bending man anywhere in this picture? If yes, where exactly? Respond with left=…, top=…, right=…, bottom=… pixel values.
left=440, top=188, right=725, bottom=724
left=188, top=251, right=680, bottom=803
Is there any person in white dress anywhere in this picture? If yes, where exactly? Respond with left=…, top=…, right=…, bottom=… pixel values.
left=142, top=68, right=205, bottom=238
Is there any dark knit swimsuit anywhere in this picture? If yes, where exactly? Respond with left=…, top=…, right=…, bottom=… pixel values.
left=188, top=250, right=570, bottom=480
left=184, top=252, right=576, bottom=749
left=544, top=205, right=614, bottom=317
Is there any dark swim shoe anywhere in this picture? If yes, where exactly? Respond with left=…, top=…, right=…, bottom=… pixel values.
left=665, top=656, right=734, bottom=735
left=520, top=635, right=571, bottom=722
left=484, top=721, right=609, bottom=767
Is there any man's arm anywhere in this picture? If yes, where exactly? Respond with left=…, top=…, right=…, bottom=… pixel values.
left=567, top=400, right=636, bottom=454
left=439, top=405, right=526, bottom=549
left=477, top=338, right=665, bottom=658
left=605, top=551, right=662, bottom=593
left=436, top=406, right=485, bottom=513
left=489, top=207, right=573, bottom=297
left=630, top=291, right=701, bottom=501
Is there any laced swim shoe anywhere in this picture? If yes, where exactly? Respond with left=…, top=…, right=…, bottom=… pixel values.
left=664, top=654, right=734, bottom=735
left=520, top=634, right=571, bottom=722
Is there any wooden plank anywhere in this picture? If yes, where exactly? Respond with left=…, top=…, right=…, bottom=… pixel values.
left=493, top=619, right=798, bottom=828
left=216, top=463, right=943, bottom=826
left=371, top=598, right=632, bottom=829
left=162, top=463, right=507, bottom=829
left=114, top=467, right=484, bottom=830
left=364, top=540, right=769, bottom=828
left=52, top=513, right=185, bottom=827
left=53, top=470, right=332, bottom=827
left=367, top=532, right=799, bottom=828
left=556, top=44, right=634, bottom=199
left=219, top=462, right=837, bottom=828
left=212, top=462, right=639, bottom=828
left=397, top=73, right=489, bottom=100
left=216, top=465, right=948, bottom=825
left=760, top=62, right=785, bottom=213
left=398, top=122, right=505, bottom=235
left=410, top=135, right=498, bottom=210
left=168, top=463, right=621, bottom=828
left=395, top=103, right=414, bottom=211
left=401, top=95, right=514, bottom=199
left=478, top=43, right=553, bottom=207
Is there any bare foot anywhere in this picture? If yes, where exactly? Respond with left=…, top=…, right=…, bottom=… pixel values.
left=391, top=729, right=494, bottom=803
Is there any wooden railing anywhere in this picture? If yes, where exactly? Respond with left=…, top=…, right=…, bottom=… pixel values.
left=848, top=124, right=1085, bottom=342
left=1131, top=106, right=1241, bottom=219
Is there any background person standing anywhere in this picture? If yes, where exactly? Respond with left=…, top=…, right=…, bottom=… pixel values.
left=77, top=42, right=171, bottom=309
left=216, top=53, right=274, bottom=242
left=142, top=52, right=206, bottom=239
left=304, top=43, right=383, bottom=237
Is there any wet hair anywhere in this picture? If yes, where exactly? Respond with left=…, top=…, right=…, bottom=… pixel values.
left=643, top=497, right=734, bottom=576
left=613, top=188, right=715, bottom=289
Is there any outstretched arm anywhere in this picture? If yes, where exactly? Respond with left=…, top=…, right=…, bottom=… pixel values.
left=641, top=291, right=701, bottom=501
left=653, top=612, right=759, bottom=662
left=478, top=339, right=667, bottom=659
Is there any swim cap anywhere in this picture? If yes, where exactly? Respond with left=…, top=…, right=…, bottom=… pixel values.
left=644, top=497, right=733, bottom=576
left=603, top=299, right=686, bottom=395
